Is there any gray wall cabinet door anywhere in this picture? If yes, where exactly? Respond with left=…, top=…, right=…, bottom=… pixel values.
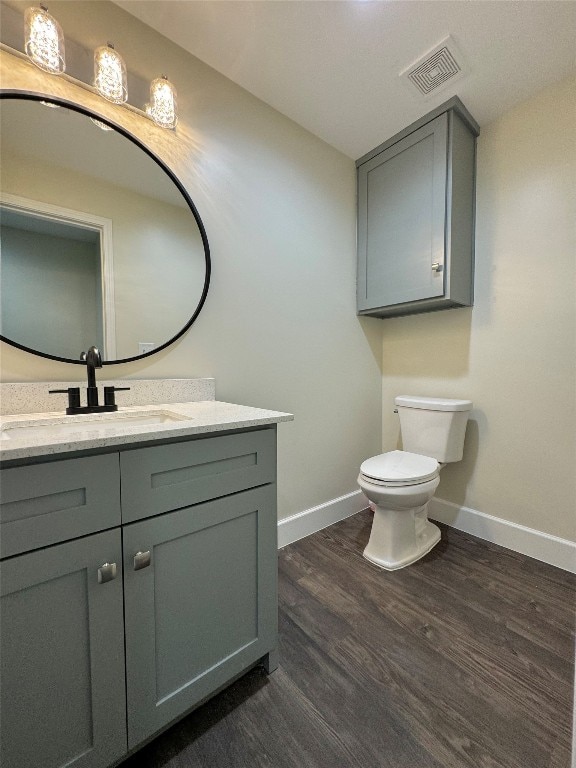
left=357, top=97, right=478, bottom=318
left=0, top=529, right=127, bottom=768
left=358, top=113, right=448, bottom=311
left=123, top=484, right=277, bottom=748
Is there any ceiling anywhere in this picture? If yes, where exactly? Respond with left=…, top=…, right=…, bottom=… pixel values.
left=115, top=1, right=576, bottom=159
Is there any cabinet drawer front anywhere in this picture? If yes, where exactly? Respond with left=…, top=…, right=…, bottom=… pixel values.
left=0, top=454, right=121, bottom=558
left=120, top=428, right=276, bottom=522
left=0, top=529, right=126, bottom=768
left=123, top=484, right=277, bottom=747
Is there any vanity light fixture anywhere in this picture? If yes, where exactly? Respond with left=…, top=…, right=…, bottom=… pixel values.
left=24, top=5, right=65, bottom=74
left=94, top=43, right=127, bottom=104
left=21, top=10, right=178, bottom=129
left=146, top=75, right=178, bottom=129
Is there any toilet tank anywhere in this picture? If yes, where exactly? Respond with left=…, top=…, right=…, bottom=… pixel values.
left=395, top=396, right=473, bottom=463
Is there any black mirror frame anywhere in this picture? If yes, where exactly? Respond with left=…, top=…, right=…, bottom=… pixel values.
left=0, top=90, right=211, bottom=366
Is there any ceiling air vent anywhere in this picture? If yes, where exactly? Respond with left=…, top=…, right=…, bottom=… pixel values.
left=400, top=36, right=466, bottom=98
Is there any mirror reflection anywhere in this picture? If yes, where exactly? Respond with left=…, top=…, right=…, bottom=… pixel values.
left=0, top=96, right=210, bottom=363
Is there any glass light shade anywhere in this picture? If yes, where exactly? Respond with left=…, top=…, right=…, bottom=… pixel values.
left=24, top=6, right=65, bottom=74
left=147, top=76, right=178, bottom=129
left=94, top=44, right=127, bottom=104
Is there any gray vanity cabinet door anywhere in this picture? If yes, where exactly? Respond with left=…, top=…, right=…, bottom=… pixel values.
left=123, top=484, right=277, bottom=748
left=357, top=113, right=448, bottom=311
left=0, top=529, right=127, bottom=768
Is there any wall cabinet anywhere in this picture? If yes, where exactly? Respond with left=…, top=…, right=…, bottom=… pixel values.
left=357, top=97, right=479, bottom=318
left=0, top=427, right=278, bottom=768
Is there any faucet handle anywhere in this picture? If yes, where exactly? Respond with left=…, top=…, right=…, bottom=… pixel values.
left=49, top=387, right=81, bottom=410
left=103, top=386, right=130, bottom=407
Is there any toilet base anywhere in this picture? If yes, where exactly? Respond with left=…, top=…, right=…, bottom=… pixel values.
left=363, top=515, right=441, bottom=571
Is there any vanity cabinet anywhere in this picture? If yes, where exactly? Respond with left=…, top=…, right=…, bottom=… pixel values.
left=0, top=427, right=278, bottom=768
left=356, top=96, right=479, bottom=318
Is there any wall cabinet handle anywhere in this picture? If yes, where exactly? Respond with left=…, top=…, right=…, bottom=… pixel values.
left=98, top=562, right=117, bottom=583
left=431, top=262, right=443, bottom=273
left=133, top=551, right=151, bottom=571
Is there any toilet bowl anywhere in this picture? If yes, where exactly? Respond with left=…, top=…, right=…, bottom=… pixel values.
left=358, top=450, right=441, bottom=570
left=358, top=396, right=472, bottom=571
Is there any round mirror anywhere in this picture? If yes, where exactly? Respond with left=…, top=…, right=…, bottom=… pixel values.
left=0, top=93, right=210, bottom=365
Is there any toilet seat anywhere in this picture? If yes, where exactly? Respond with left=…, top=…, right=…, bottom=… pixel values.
left=360, top=450, right=439, bottom=487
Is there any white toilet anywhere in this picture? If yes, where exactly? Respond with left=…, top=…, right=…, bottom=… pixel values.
left=358, top=396, right=472, bottom=571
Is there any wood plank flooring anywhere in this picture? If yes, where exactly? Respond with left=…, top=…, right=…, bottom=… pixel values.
left=121, top=511, right=575, bottom=768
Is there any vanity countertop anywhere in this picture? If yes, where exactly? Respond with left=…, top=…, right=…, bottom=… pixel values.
left=0, top=400, right=293, bottom=462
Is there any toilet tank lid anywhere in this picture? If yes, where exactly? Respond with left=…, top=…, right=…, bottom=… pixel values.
left=395, top=396, right=473, bottom=412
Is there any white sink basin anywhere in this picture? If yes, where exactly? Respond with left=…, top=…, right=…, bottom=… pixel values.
left=0, top=410, right=188, bottom=441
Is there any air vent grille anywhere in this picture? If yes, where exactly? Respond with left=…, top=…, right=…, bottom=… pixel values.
left=400, top=36, right=466, bottom=98
left=408, top=47, right=461, bottom=95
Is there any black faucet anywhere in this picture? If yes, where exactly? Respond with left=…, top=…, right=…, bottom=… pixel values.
left=49, top=345, right=130, bottom=415
left=81, top=345, right=102, bottom=408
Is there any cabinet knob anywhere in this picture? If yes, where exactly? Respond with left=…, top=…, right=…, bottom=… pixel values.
left=98, top=562, right=117, bottom=584
left=133, top=551, right=151, bottom=571
left=431, top=262, right=443, bottom=273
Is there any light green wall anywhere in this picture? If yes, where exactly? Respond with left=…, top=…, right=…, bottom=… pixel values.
left=381, top=76, right=576, bottom=541
left=0, top=1, right=383, bottom=522
left=3, top=1, right=570, bottom=541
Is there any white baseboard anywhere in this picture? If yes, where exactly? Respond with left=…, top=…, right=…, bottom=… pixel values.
left=429, top=497, right=576, bottom=574
left=278, top=490, right=368, bottom=548
left=277, top=492, right=575, bottom=573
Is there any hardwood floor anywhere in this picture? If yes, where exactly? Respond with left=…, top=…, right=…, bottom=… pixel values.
left=121, top=511, right=575, bottom=768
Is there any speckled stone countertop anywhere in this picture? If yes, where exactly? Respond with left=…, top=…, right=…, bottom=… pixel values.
left=0, top=400, right=293, bottom=462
